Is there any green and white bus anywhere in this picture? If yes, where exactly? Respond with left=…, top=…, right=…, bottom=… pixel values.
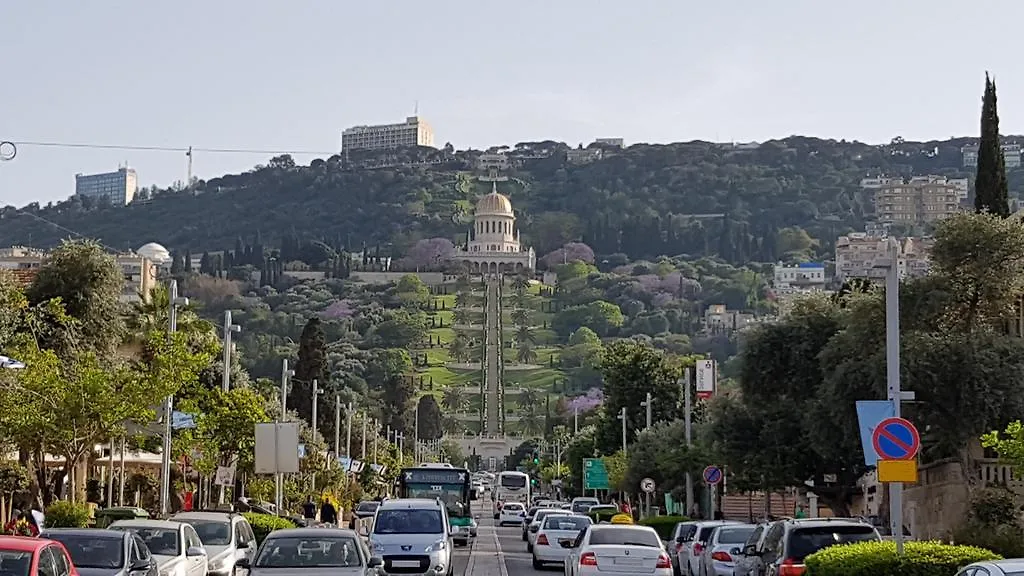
left=395, top=463, right=478, bottom=546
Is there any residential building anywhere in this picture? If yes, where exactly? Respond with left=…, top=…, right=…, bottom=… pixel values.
left=593, top=138, right=625, bottom=148
left=901, top=237, right=934, bottom=279
left=835, top=233, right=933, bottom=282
left=962, top=145, right=978, bottom=167
left=75, top=167, right=137, bottom=205
left=341, top=116, right=434, bottom=152
left=873, top=177, right=961, bottom=224
left=476, top=153, right=510, bottom=182
left=0, top=246, right=46, bottom=286
left=961, top=143, right=1021, bottom=168
left=773, top=262, right=827, bottom=292
left=454, top=182, right=536, bottom=274
left=862, top=175, right=968, bottom=201
left=703, top=304, right=756, bottom=334
left=566, top=146, right=602, bottom=164
left=0, top=246, right=155, bottom=302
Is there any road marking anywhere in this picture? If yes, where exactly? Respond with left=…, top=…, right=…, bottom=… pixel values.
left=493, top=528, right=509, bottom=576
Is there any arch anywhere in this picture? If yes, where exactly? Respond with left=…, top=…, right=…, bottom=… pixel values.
left=489, top=262, right=497, bottom=274
left=515, top=262, right=524, bottom=272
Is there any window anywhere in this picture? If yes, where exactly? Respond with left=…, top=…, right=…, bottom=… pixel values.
left=254, top=537, right=362, bottom=568
left=132, top=536, right=151, bottom=561
left=47, top=548, right=70, bottom=576
left=742, top=526, right=764, bottom=549
left=786, top=525, right=877, bottom=561
left=543, top=516, right=590, bottom=531
left=36, top=549, right=57, bottom=576
left=44, top=534, right=123, bottom=569
left=500, top=475, right=527, bottom=489
left=716, top=527, right=756, bottom=544
left=113, top=528, right=179, bottom=556
left=0, top=550, right=32, bottom=576
left=184, top=526, right=203, bottom=550
left=588, top=527, right=661, bottom=548
left=372, top=509, right=443, bottom=535
left=182, top=521, right=231, bottom=546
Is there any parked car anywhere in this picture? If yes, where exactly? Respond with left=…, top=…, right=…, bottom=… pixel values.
left=235, top=527, right=381, bottom=576
left=755, top=518, right=881, bottom=576
left=42, top=528, right=159, bottom=576
left=108, top=520, right=208, bottom=576
left=698, top=524, right=757, bottom=576
left=347, top=502, right=380, bottom=530
left=0, top=535, right=79, bottom=576
left=667, top=521, right=698, bottom=576
left=680, top=520, right=742, bottom=576
left=733, top=522, right=771, bottom=576
left=562, top=524, right=673, bottom=576
left=169, top=511, right=257, bottom=576
left=525, top=509, right=564, bottom=553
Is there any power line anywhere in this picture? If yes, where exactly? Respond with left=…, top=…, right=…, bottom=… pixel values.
left=10, top=140, right=337, bottom=156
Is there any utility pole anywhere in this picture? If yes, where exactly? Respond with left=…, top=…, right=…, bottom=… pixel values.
left=641, top=392, right=653, bottom=429
left=310, top=379, right=319, bottom=491
left=414, top=407, right=420, bottom=463
left=277, top=359, right=294, bottom=513
left=334, top=396, right=341, bottom=464
left=882, top=237, right=912, bottom=555
left=161, top=280, right=188, bottom=517
left=221, top=311, right=241, bottom=392
left=106, top=438, right=115, bottom=508
left=574, top=406, right=579, bottom=434
left=617, top=407, right=627, bottom=457
left=118, top=436, right=126, bottom=505
left=345, top=403, right=355, bottom=458
left=361, top=415, right=367, bottom=459
left=372, top=419, right=379, bottom=465
left=682, top=371, right=693, bottom=515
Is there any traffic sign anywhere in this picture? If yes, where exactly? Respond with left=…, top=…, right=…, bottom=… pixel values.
left=584, top=458, right=610, bottom=490
left=703, top=465, right=722, bottom=485
left=641, top=477, right=656, bottom=493
left=871, top=417, right=920, bottom=461
left=877, top=459, right=918, bottom=483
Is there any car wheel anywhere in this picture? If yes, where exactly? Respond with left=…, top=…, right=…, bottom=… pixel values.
left=527, top=543, right=533, bottom=553
left=522, top=531, right=528, bottom=542
left=532, top=557, right=543, bottom=570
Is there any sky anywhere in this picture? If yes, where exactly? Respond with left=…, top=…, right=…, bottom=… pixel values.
left=2, top=0, right=1024, bottom=208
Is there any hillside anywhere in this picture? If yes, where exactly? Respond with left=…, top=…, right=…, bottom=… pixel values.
left=2, top=136, right=1018, bottom=264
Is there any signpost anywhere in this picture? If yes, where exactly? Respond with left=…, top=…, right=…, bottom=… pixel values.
left=873, top=417, right=920, bottom=484
left=583, top=458, right=610, bottom=492
left=640, top=477, right=656, bottom=520
left=254, top=423, right=300, bottom=512
left=696, top=360, right=716, bottom=400
left=703, top=465, right=722, bottom=519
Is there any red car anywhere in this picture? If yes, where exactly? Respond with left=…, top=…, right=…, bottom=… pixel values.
left=0, top=535, right=79, bottom=576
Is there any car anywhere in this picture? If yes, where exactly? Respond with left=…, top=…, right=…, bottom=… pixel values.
left=525, top=509, right=564, bottom=552
left=169, top=511, right=257, bottom=576
left=521, top=507, right=540, bottom=541
left=698, top=524, right=757, bottom=576
left=667, top=521, right=698, bottom=575
left=42, top=528, right=159, bottom=576
left=367, top=498, right=454, bottom=576
left=956, top=559, right=1024, bottom=575
left=530, top=514, right=591, bottom=570
left=235, top=527, right=381, bottom=576
left=755, top=518, right=880, bottom=575
left=570, top=497, right=599, bottom=515
left=498, top=503, right=526, bottom=526
left=347, top=502, right=380, bottom=530
left=0, top=535, right=79, bottom=576
left=680, top=520, right=742, bottom=576
left=733, top=522, right=771, bottom=576
left=562, top=523, right=673, bottom=576
left=108, top=519, right=208, bottom=576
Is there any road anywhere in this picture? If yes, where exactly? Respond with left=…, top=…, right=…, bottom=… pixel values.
left=461, top=496, right=550, bottom=576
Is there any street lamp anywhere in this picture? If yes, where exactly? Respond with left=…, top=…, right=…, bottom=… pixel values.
left=276, top=359, right=295, bottom=512
left=221, top=311, right=241, bottom=392
left=616, top=407, right=627, bottom=457
left=161, top=280, right=189, bottom=517
left=640, top=392, right=653, bottom=429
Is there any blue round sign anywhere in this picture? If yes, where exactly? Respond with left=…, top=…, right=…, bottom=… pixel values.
left=703, top=465, right=722, bottom=485
left=872, top=417, right=921, bottom=461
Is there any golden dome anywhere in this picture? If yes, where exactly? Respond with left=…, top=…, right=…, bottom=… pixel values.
left=475, top=183, right=514, bottom=215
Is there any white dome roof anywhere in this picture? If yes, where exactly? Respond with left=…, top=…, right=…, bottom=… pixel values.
left=137, top=242, right=171, bottom=264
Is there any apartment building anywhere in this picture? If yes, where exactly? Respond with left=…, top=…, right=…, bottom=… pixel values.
left=75, top=167, right=138, bottom=205
left=872, top=177, right=962, bottom=224
left=962, top=143, right=1022, bottom=168
left=566, top=146, right=602, bottom=164
left=593, top=138, right=625, bottom=148
left=703, top=304, right=756, bottom=334
left=861, top=175, right=968, bottom=201
left=835, top=233, right=933, bottom=282
left=0, top=246, right=155, bottom=302
left=773, top=262, right=827, bottom=292
left=341, top=116, right=434, bottom=152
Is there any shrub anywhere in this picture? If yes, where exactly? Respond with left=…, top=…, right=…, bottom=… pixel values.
left=243, top=512, right=295, bottom=544
left=951, top=487, right=1024, bottom=558
left=44, top=501, right=92, bottom=528
left=805, top=540, right=1001, bottom=576
left=639, top=515, right=689, bottom=540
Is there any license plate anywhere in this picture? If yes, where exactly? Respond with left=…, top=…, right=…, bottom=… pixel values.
left=614, top=558, right=642, bottom=565
left=392, top=561, right=419, bottom=568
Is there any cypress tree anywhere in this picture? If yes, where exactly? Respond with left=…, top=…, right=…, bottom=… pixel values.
left=975, top=72, right=1010, bottom=217
left=291, top=317, right=329, bottom=433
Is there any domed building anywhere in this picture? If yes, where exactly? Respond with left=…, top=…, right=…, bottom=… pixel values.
left=457, top=182, right=536, bottom=274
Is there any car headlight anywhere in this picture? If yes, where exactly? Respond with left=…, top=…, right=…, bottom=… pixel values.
left=425, top=539, right=447, bottom=553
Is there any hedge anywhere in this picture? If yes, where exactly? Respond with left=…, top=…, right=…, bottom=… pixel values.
left=242, top=512, right=296, bottom=545
left=44, top=501, right=92, bottom=528
left=805, top=540, right=1001, bottom=576
left=640, top=515, right=689, bottom=540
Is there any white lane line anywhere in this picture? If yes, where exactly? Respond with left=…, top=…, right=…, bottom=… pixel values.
left=493, top=527, right=510, bottom=576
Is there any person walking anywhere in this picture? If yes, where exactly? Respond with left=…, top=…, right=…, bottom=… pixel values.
left=319, top=496, right=337, bottom=526
left=302, top=496, right=318, bottom=521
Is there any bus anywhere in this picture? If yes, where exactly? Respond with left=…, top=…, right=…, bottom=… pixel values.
left=395, top=464, right=476, bottom=545
left=493, top=470, right=531, bottom=518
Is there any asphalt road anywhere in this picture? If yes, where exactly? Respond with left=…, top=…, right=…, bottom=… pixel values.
left=467, top=496, right=559, bottom=576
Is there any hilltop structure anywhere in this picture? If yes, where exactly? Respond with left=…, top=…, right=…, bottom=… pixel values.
left=456, top=182, right=536, bottom=274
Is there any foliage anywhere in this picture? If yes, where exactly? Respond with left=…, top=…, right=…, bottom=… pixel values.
left=242, top=512, right=295, bottom=544
left=625, top=421, right=705, bottom=496
left=596, top=341, right=683, bottom=449
left=368, top=348, right=414, bottom=435
left=44, top=501, right=92, bottom=528
left=399, top=238, right=456, bottom=270
left=638, top=515, right=688, bottom=540
left=951, top=487, right=1024, bottom=558
left=290, top=317, right=328, bottom=432
left=600, top=450, right=628, bottom=492
left=416, top=395, right=443, bottom=441
left=803, top=540, right=999, bottom=576
left=974, top=73, right=1010, bottom=218
left=176, top=387, right=269, bottom=474
left=541, top=243, right=595, bottom=268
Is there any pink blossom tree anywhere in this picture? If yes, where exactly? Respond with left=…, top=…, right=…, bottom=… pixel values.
left=321, top=299, right=355, bottom=319
left=400, top=237, right=456, bottom=270
left=541, top=242, right=595, bottom=268
left=566, top=388, right=604, bottom=413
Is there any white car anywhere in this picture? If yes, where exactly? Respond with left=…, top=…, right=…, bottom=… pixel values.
left=109, top=519, right=209, bottom=576
left=526, top=509, right=565, bottom=552
left=531, top=514, right=591, bottom=569
left=563, top=524, right=672, bottom=576
left=498, top=503, right=526, bottom=526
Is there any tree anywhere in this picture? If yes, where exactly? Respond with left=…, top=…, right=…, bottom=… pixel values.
left=177, top=387, right=269, bottom=474
left=291, top=317, right=329, bottom=430
left=511, top=308, right=530, bottom=327
left=514, top=326, right=535, bottom=347
left=415, top=395, right=443, bottom=441
left=515, top=342, right=537, bottom=364
left=25, top=240, right=125, bottom=355
left=541, top=243, right=595, bottom=268
left=448, top=334, right=470, bottom=362
left=401, top=238, right=456, bottom=270
left=596, top=341, right=682, bottom=450
left=368, top=349, right=414, bottom=436
left=394, top=274, right=429, bottom=307
left=442, top=387, right=467, bottom=413
left=624, top=420, right=705, bottom=495
left=974, top=73, right=1010, bottom=217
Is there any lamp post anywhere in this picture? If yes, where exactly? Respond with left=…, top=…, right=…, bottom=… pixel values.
left=221, top=311, right=241, bottom=392
left=640, top=392, right=653, bottom=429
left=617, top=407, right=627, bottom=457
left=160, top=280, right=189, bottom=517
left=276, top=359, right=294, bottom=513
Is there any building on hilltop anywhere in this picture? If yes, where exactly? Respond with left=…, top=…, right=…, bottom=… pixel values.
left=772, top=262, right=827, bottom=292
left=455, top=182, right=535, bottom=274
left=834, top=233, right=933, bottom=283
left=341, top=116, right=434, bottom=152
left=0, top=245, right=155, bottom=302
left=75, top=167, right=137, bottom=206
left=872, top=176, right=963, bottom=224
left=861, top=175, right=968, bottom=202
left=962, top=143, right=1021, bottom=168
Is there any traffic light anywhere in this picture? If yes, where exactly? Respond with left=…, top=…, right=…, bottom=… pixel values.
left=532, top=450, right=540, bottom=465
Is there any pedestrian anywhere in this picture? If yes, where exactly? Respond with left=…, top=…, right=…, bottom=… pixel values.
left=302, top=496, right=317, bottom=521
left=320, top=496, right=337, bottom=526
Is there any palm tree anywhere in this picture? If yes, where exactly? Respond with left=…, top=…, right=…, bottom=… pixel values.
left=442, top=386, right=468, bottom=412
left=511, top=308, right=530, bottom=327
left=517, top=387, right=541, bottom=410
left=455, top=291, right=473, bottom=309
left=511, top=274, right=530, bottom=294
left=453, top=309, right=471, bottom=326
left=510, top=291, right=529, bottom=310
left=514, top=325, right=535, bottom=347
left=448, top=335, right=470, bottom=362
left=518, top=408, right=543, bottom=436
left=516, top=342, right=537, bottom=364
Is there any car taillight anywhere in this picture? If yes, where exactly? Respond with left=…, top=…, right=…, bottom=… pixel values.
left=779, top=558, right=806, bottom=576
left=693, top=542, right=704, bottom=555
left=656, top=553, right=672, bottom=568
left=537, top=534, right=548, bottom=545
left=711, top=551, right=732, bottom=562
left=580, top=552, right=598, bottom=566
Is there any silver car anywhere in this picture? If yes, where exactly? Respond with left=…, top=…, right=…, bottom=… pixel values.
left=235, top=527, right=380, bottom=576
left=171, top=512, right=257, bottom=576
left=698, top=524, right=757, bottom=576
left=367, top=498, right=454, bottom=576
left=109, top=520, right=208, bottom=576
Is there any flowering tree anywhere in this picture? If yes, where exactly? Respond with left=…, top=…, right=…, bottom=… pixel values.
left=401, top=238, right=456, bottom=270
left=541, top=242, right=595, bottom=268
left=321, top=299, right=355, bottom=319
left=631, top=273, right=701, bottom=298
left=566, top=388, right=604, bottom=414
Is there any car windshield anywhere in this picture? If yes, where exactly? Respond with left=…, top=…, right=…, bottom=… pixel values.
left=355, top=502, right=379, bottom=514
left=589, top=527, right=661, bottom=547
left=255, top=537, right=362, bottom=568
left=113, top=527, right=180, bottom=556
left=716, top=527, right=756, bottom=544
left=543, top=516, right=591, bottom=531
left=372, top=509, right=444, bottom=535
left=180, top=520, right=231, bottom=546
left=404, top=484, right=467, bottom=518
left=45, top=534, right=124, bottom=569
left=0, top=550, right=33, bottom=576
left=788, top=526, right=877, bottom=561
left=534, top=510, right=559, bottom=523
left=503, top=504, right=523, bottom=512
left=572, top=500, right=598, bottom=513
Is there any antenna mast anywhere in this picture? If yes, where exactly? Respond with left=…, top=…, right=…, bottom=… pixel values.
left=186, top=146, right=193, bottom=191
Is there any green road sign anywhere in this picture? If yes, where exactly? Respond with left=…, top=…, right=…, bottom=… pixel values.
left=584, top=458, right=609, bottom=490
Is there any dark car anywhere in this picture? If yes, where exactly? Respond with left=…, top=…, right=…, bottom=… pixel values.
left=42, top=528, right=159, bottom=576
left=347, top=501, right=380, bottom=530
left=753, top=518, right=881, bottom=576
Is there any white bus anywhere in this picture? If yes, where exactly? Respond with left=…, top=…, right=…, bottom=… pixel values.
left=493, top=470, right=531, bottom=518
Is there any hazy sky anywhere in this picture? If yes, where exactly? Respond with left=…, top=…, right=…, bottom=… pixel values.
left=3, top=0, right=1023, bottom=207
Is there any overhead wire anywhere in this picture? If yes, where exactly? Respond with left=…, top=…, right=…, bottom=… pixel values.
left=9, top=140, right=338, bottom=156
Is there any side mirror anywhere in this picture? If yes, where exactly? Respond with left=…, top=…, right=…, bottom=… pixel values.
left=129, top=559, right=152, bottom=574
left=529, top=525, right=539, bottom=533
left=358, top=523, right=370, bottom=537
left=675, top=536, right=685, bottom=544
left=368, top=556, right=383, bottom=568
left=186, top=546, right=206, bottom=557
left=730, top=547, right=741, bottom=556
left=234, top=558, right=251, bottom=570
left=742, top=544, right=756, bottom=556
